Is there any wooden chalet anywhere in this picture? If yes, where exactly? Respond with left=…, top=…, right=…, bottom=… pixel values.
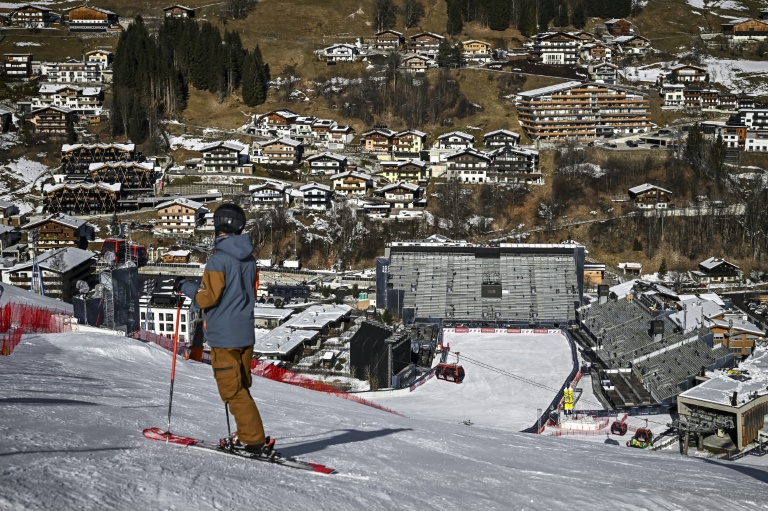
left=380, top=160, right=430, bottom=184
left=580, top=42, right=612, bottom=61
left=373, top=30, right=404, bottom=51
left=694, top=257, right=743, bottom=284
left=627, top=183, right=672, bottom=209
left=252, top=137, right=303, bottom=165
left=462, top=40, right=492, bottom=62
left=670, top=64, right=707, bottom=83
left=401, top=54, right=430, bottom=73
left=22, top=213, right=91, bottom=249
left=10, top=4, right=54, bottom=28
left=163, top=5, right=195, bottom=18
left=488, top=145, right=541, bottom=184
left=604, top=18, right=632, bottom=36
left=249, top=182, right=291, bottom=209
left=66, top=5, right=120, bottom=31
left=394, top=129, right=427, bottom=154
left=162, top=250, right=191, bottom=263
left=300, top=182, right=333, bottom=210
left=361, top=128, right=397, bottom=153
left=88, top=161, right=154, bottom=190
left=28, top=106, right=75, bottom=135
left=409, top=32, right=444, bottom=57
left=84, top=49, right=113, bottom=69
left=330, top=171, right=373, bottom=196
left=42, top=182, right=121, bottom=214
left=530, top=32, right=580, bottom=66
left=483, top=129, right=520, bottom=148
left=722, top=18, right=768, bottom=40
left=327, top=125, right=355, bottom=148
left=2, top=247, right=96, bottom=302
left=155, top=198, right=208, bottom=237
left=374, top=182, right=424, bottom=209
left=613, top=35, right=651, bottom=55
left=304, top=152, right=347, bottom=175
left=445, top=149, right=491, bottom=183
left=4, top=53, right=33, bottom=79
left=589, top=61, right=619, bottom=85
left=436, top=131, right=475, bottom=150
left=200, top=141, right=249, bottom=173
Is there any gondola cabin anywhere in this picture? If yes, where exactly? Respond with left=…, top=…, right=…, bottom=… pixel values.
left=610, top=421, right=628, bottom=436
left=435, top=363, right=465, bottom=383
left=101, top=238, right=148, bottom=267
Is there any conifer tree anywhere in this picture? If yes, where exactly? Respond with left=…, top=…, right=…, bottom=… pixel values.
left=488, top=0, right=510, bottom=31
left=446, top=0, right=463, bottom=35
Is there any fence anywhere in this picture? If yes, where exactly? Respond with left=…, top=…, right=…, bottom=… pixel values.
left=0, top=303, right=73, bottom=356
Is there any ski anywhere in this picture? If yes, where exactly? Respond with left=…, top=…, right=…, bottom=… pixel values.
left=143, top=427, right=336, bottom=474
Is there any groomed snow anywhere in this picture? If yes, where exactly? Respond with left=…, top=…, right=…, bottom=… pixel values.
left=367, top=332, right=573, bottom=431
left=1, top=333, right=768, bottom=510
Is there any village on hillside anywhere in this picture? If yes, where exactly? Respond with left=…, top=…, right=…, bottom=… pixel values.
left=2, top=0, right=768, bottom=470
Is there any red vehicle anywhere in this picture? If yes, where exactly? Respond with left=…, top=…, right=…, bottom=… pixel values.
left=610, top=421, right=628, bottom=436
left=101, top=239, right=148, bottom=267
left=435, top=363, right=465, bottom=383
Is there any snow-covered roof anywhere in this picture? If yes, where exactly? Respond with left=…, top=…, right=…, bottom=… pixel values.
left=88, top=161, right=153, bottom=171
left=300, top=182, right=331, bottom=192
left=253, top=305, right=294, bottom=321
left=253, top=305, right=351, bottom=356
left=200, top=141, right=247, bottom=153
left=329, top=125, right=354, bottom=133
left=24, top=213, right=85, bottom=230
left=709, top=318, right=764, bottom=336
left=259, top=137, right=301, bottom=148
left=39, top=84, right=102, bottom=96
left=609, top=279, right=638, bottom=299
left=30, top=105, right=73, bottom=114
left=62, top=143, right=134, bottom=152
left=445, top=148, right=491, bottom=161
left=43, top=182, right=121, bottom=193
left=380, top=159, right=428, bottom=168
left=679, top=348, right=768, bottom=406
left=437, top=131, right=474, bottom=141
left=376, top=181, right=420, bottom=193
left=164, top=250, right=190, bottom=257
left=628, top=183, right=672, bottom=196
left=330, top=170, right=372, bottom=181
left=700, top=257, right=740, bottom=271
left=395, top=129, right=427, bottom=138
left=8, top=247, right=95, bottom=274
left=305, top=152, right=347, bottom=162
left=483, top=129, right=520, bottom=140
left=155, top=197, right=206, bottom=211
left=0, top=282, right=73, bottom=313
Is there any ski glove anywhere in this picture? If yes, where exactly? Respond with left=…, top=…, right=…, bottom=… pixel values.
left=172, top=276, right=186, bottom=293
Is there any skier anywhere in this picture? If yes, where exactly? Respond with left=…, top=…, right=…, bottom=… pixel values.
left=175, top=203, right=273, bottom=457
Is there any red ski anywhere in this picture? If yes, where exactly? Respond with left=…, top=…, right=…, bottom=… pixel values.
left=143, top=427, right=336, bottom=474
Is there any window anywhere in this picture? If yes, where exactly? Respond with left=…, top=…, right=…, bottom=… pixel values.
left=166, top=313, right=173, bottom=321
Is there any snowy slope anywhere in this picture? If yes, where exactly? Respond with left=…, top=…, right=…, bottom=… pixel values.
left=1, top=333, right=768, bottom=510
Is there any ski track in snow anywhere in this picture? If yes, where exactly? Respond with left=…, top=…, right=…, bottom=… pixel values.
left=0, top=333, right=767, bottom=510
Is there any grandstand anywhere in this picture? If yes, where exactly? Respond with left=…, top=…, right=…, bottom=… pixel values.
left=376, top=237, right=584, bottom=324
left=580, top=284, right=733, bottom=405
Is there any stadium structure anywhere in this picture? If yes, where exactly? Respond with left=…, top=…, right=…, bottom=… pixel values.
left=376, top=236, right=584, bottom=325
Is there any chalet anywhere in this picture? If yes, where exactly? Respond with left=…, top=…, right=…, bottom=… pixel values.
left=10, top=4, right=54, bottom=28
left=583, top=263, right=606, bottom=287
left=331, top=171, right=373, bottom=196
left=589, top=61, right=619, bottom=85
left=445, top=148, right=491, bottom=183
left=66, top=5, right=119, bottom=31
left=670, top=64, right=707, bottom=83
left=2, top=247, right=96, bottom=303
left=708, top=316, right=763, bottom=356
left=409, top=32, right=444, bottom=58
left=61, top=143, right=135, bottom=174
left=4, top=54, right=33, bottom=79
left=249, top=182, right=292, bottom=209
left=618, top=262, right=642, bottom=275
left=84, top=49, right=113, bottom=69
left=0, top=201, right=20, bottom=227
left=42, top=182, right=121, bottom=214
left=252, top=137, right=303, bottom=166
left=613, top=35, right=651, bottom=56
left=33, top=84, right=103, bottom=118
left=327, top=125, right=355, bottom=149
left=163, top=5, right=195, bottom=18
left=288, top=116, right=316, bottom=141
left=374, top=182, right=424, bottom=209
left=300, top=182, right=333, bottom=210
left=401, top=53, right=430, bottom=73
left=693, top=257, right=743, bottom=284
left=580, top=42, right=612, bottom=62
left=155, top=198, right=208, bottom=237
left=0, top=225, right=18, bottom=253
left=718, top=92, right=738, bottom=111
left=744, top=130, right=768, bottom=152
left=380, top=160, right=430, bottom=184
left=488, top=145, right=541, bottom=185
left=661, top=84, right=686, bottom=107
left=318, top=43, right=359, bottom=62
left=394, top=129, right=427, bottom=154
left=250, top=110, right=299, bottom=138
left=45, top=60, right=103, bottom=83
left=304, top=152, right=348, bottom=175
left=701, top=89, right=720, bottom=110
left=462, top=40, right=492, bottom=63
left=436, top=131, right=475, bottom=150
left=605, top=18, right=633, bottom=36
left=483, top=129, right=520, bottom=148
left=627, top=183, right=672, bottom=209
left=722, top=18, right=768, bottom=41
left=361, top=127, right=397, bottom=153
left=683, top=86, right=702, bottom=109
left=88, top=161, right=154, bottom=190
left=200, top=141, right=250, bottom=173
left=373, top=30, right=404, bottom=52
left=530, top=32, right=580, bottom=66
left=22, top=213, right=91, bottom=249
left=310, top=118, right=336, bottom=140
left=569, top=30, right=596, bottom=44
left=28, top=106, right=75, bottom=134
left=162, top=250, right=191, bottom=264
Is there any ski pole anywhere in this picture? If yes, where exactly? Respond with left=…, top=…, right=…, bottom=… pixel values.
left=166, top=292, right=184, bottom=434
left=225, top=403, right=232, bottom=439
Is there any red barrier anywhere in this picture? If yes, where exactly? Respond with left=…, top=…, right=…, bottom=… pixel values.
left=251, top=361, right=406, bottom=417
left=131, top=330, right=189, bottom=356
left=0, top=303, right=72, bottom=356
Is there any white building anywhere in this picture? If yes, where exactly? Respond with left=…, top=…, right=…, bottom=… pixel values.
left=300, top=182, right=333, bottom=210
left=154, top=198, right=208, bottom=237
left=318, top=43, right=360, bottom=62
left=33, top=84, right=103, bottom=117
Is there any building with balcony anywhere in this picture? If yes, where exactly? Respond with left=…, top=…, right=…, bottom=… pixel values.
left=483, top=129, right=520, bottom=148
left=380, top=159, right=430, bottom=184
left=300, top=182, right=333, bottom=210
left=331, top=171, right=373, bottom=196
left=488, top=145, right=541, bottom=184
left=2, top=247, right=95, bottom=303
left=42, top=182, right=121, bottom=214
left=10, top=4, right=54, bottom=28
left=155, top=198, right=208, bottom=237
left=445, top=148, right=491, bottom=183
left=22, top=213, right=91, bottom=249
left=200, top=141, right=250, bottom=173
left=436, top=131, right=475, bottom=150
left=65, top=5, right=119, bottom=32
left=28, top=106, right=75, bottom=135
left=43, top=60, right=103, bottom=83
left=249, top=182, right=292, bottom=209
left=163, top=5, right=195, bottom=18
left=252, top=137, right=303, bottom=166
left=304, top=152, right=347, bottom=175
left=374, top=182, right=424, bottom=209
left=409, top=32, right=444, bottom=58
left=4, top=54, right=33, bottom=79
left=33, top=84, right=103, bottom=118
left=529, top=32, right=581, bottom=66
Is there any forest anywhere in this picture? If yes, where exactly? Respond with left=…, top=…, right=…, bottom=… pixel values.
left=110, top=16, right=270, bottom=144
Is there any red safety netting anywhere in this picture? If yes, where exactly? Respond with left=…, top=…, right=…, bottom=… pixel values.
left=131, top=330, right=189, bottom=357
left=0, top=303, right=73, bottom=356
left=251, top=361, right=406, bottom=417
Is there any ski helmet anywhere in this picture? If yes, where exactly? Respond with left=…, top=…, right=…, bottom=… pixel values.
left=213, top=203, right=246, bottom=234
